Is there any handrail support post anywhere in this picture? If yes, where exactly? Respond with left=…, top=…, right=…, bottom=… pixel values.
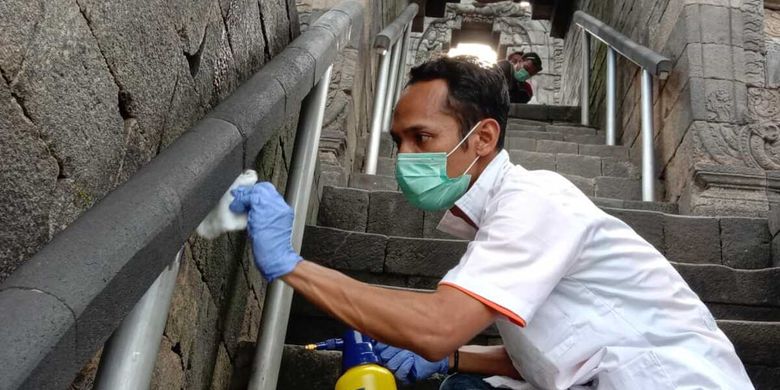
left=365, top=51, right=392, bottom=174
left=247, top=65, right=334, bottom=390
left=93, top=250, right=183, bottom=390
left=382, top=39, right=404, bottom=133
left=606, top=46, right=617, bottom=146
left=640, top=68, right=655, bottom=202
left=580, top=29, right=591, bottom=126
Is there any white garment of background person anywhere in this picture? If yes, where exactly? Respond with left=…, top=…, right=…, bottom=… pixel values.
left=436, top=150, right=754, bottom=390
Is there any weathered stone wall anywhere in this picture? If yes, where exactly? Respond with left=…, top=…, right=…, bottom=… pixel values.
left=559, top=0, right=780, bottom=217
left=2, top=0, right=302, bottom=387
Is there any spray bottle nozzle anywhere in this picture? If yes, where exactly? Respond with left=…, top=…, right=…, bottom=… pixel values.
left=304, top=337, right=345, bottom=351
left=305, top=330, right=380, bottom=372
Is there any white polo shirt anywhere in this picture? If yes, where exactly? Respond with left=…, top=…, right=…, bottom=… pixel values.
left=437, top=150, right=753, bottom=389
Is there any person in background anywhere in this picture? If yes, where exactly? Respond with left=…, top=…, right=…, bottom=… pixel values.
left=497, top=51, right=542, bottom=104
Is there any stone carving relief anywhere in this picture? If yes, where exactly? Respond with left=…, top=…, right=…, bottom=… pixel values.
left=748, top=87, right=780, bottom=121
left=705, top=89, right=733, bottom=121
left=414, top=17, right=455, bottom=65
left=698, top=88, right=780, bottom=170
left=765, top=8, right=780, bottom=38
left=414, top=1, right=529, bottom=65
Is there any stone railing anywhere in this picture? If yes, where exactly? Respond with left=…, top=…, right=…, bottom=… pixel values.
left=0, top=2, right=362, bottom=388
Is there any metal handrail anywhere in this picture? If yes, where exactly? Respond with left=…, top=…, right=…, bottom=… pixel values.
left=573, top=11, right=672, bottom=79
left=365, top=3, right=419, bottom=174
left=0, top=2, right=361, bottom=388
left=574, top=10, right=672, bottom=202
left=373, top=4, right=418, bottom=52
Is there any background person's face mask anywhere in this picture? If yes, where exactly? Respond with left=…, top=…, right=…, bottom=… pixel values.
left=513, top=68, right=531, bottom=82
left=395, top=121, right=482, bottom=211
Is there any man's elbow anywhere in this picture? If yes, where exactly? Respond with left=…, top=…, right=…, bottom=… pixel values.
left=411, top=323, right=459, bottom=362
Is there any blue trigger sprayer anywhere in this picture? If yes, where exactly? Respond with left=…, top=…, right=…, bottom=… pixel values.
left=305, top=330, right=397, bottom=390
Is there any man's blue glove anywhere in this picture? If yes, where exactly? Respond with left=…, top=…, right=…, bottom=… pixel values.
left=373, top=343, right=448, bottom=385
left=229, top=182, right=302, bottom=281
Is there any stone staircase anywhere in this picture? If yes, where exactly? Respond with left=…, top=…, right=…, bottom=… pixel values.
left=278, top=104, right=780, bottom=389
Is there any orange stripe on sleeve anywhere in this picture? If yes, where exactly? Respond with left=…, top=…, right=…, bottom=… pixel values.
left=439, top=282, right=526, bottom=327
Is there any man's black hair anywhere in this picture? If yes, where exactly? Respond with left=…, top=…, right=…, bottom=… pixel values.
left=522, top=52, right=543, bottom=72
left=407, top=55, right=509, bottom=150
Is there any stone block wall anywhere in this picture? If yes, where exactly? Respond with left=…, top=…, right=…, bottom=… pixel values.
left=1, top=0, right=303, bottom=387
left=559, top=0, right=780, bottom=217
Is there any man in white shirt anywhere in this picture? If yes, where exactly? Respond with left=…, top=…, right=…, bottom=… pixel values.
left=231, top=55, right=754, bottom=389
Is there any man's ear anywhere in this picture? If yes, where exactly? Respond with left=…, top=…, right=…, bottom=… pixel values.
left=474, top=119, right=500, bottom=156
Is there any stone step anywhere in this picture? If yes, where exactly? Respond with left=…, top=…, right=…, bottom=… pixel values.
left=314, top=187, right=773, bottom=269
left=508, top=150, right=638, bottom=179
left=302, top=225, right=779, bottom=286
left=507, top=123, right=602, bottom=137
left=348, top=172, right=397, bottom=191
left=508, top=104, right=580, bottom=122
left=372, top=151, right=637, bottom=181
left=507, top=138, right=630, bottom=159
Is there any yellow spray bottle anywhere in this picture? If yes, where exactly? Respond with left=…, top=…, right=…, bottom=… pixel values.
left=305, top=330, right=397, bottom=390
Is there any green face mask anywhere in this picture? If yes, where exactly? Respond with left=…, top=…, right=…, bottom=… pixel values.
left=513, top=68, right=530, bottom=82
left=395, top=121, right=482, bottom=211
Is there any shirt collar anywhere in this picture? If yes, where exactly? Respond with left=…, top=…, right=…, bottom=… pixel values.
left=436, top=149, right=511, bottom=239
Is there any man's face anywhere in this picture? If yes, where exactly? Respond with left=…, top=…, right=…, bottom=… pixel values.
left=521, top=58, right=540, bottom=76
left=390, top=79, right=479, bottom=179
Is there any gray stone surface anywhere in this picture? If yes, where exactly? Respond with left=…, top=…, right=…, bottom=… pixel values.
left=301, top=225, right=386, bottom=272
left=603, top=208, right=664, bottom=252
left=546, top=124, right=597, bottom=136
left=536, top=140, right=578, bottom=154
left=602, top=158, right=640, bottom=179
left=349, top=172, right=398, bottom=191
left=0, top=288, right=77, bottom=390
left=509, top=150, right=556, bottom=170
left=507, top=130, right=563, bottom=141
left=376, top=156, right=396, bottom=176
left=664, top=215, right=721, bottom=265
left=707, top=303, right=780, bottom=322
left=718, top=320, right=780, bottom=366
left=563, top=174, right=595, bottom=196
left=579, top=144, right=629, bottom=159
left=673, top=263, right=780, bottom=307
left=385, top=237, right=466, bottom=277
left=368, top=190, right=424, bottom=237
left=720, top=217, right=771, bottom=269
left=563, top=134, right=604, bottom=144
left=318, top=186, right=369, bottom=232
left=556, top=154, right=602, bottom=178
left=508, top=104, right=580, bottom=122
left=594, top=177, right=641, bottom=200
left=505, top=137, right=536, bottom=151
left=745, top=365, right=780, bottom=390
left=279, top=346, right=342, bottom=390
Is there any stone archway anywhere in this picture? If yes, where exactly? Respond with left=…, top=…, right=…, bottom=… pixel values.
left=408, top=0, right=564, bottom=104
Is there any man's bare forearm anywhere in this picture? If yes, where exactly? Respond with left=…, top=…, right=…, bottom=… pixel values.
left=449, top=345, right=521, bottom=379
left=282, top=260, right=494, bottom=360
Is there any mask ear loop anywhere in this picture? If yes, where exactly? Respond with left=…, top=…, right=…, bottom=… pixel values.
left=462, top=155, right=480, bottom=176
left=447, top=120, right=483, bottom=157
